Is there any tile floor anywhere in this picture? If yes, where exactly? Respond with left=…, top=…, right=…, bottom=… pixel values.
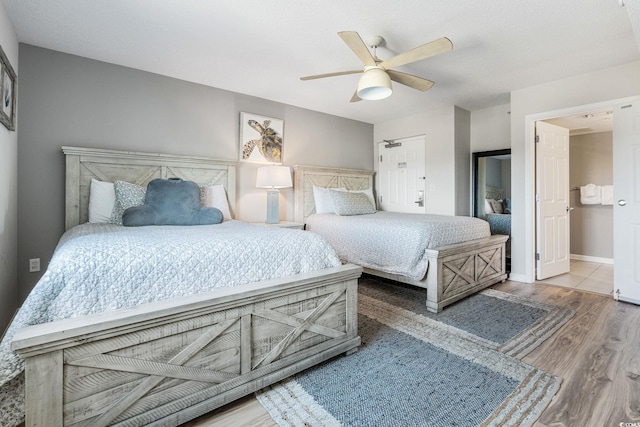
left=536, top=259, right=613, bottom=296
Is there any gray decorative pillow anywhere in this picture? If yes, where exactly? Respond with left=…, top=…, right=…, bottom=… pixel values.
left=330, top=189, right=376, bottom=216
left=489, top=199, right=504, bottom=214
left=110, top=181, right=146, bottom=224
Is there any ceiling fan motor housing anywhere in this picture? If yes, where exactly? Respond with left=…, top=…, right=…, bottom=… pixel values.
left=357, top=66, right=392, bottom=100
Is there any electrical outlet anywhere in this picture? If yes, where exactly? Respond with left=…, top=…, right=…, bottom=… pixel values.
left=29, top=258, right=40, bottom=273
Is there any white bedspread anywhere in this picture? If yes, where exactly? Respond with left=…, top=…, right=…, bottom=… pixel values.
left=0, top=221, right=340, bottom=426
left=306, top=211, right=490, bottom=281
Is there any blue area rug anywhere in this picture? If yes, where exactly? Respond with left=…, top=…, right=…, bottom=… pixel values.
left=257, top=278, right=574, bottom=427
left=358, top=276, right=576, bottom=359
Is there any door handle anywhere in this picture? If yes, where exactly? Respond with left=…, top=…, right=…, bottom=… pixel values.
left=566, top=206, right=574, bottom=212
left=618, top=199, right=627, bottom=206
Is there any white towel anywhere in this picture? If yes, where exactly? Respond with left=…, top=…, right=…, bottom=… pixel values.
left=601, top=185, right=614, bottom=205
left=580, top=184, right=601, bottom=205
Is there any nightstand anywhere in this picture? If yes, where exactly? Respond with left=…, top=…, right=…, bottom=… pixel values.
left=250, top=221, right=304, bottom=230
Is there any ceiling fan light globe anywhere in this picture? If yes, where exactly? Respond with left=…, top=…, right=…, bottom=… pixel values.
left=357, top=67, right=392, bottom=100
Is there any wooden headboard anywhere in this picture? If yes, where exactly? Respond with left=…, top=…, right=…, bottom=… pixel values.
left=63, top=146, right=237, bottom=230
left=485, top=185, right=504, bottom=200
left=293, top=165, right=375, bottom=223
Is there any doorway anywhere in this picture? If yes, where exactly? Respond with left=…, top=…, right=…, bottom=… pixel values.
left=526, top=99, right=640, bottom=299
left=534, top=112, right=613, bottom=283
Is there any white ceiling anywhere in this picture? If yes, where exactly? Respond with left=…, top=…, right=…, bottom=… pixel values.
left=3, top=0, right=640, bottom=125
left=545, top=109, right=614, bottom=135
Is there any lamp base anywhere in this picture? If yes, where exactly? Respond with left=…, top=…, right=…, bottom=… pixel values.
left=265, top=189, right=280, bottom=224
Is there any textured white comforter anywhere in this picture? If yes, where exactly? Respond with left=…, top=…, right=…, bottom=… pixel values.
left=0, top=221, right=341, bottom=426
left=306, top=211, right=490, bottom=281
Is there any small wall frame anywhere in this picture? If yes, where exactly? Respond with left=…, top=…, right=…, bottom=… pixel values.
left=239, top=112, right=284, bottom=164
left=0, top=44, right=17, bottom=131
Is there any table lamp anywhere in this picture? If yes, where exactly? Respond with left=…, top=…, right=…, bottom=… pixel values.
left=256, top=165, right=292, bottom=224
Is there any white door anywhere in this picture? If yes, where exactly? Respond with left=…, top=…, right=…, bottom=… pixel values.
left=536, top=121, right=571, bottom=280
left=378, top=136, right=426, bottom=213
left=613, top=99, right=640, bottom=304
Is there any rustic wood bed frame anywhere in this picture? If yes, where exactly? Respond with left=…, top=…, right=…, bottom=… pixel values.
left=11, top=147, right=361, bottom=427
left=293, top=164, right=508, bottom=313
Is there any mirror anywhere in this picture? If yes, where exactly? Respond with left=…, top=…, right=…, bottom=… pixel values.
left=472, top=149, right=511, bottom=218
left=473, top=149, right=511, bottom=271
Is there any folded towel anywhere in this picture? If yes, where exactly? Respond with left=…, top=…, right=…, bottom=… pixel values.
left=601, top=185, right=614, bottom=205
left=580, top=184, right=601, bottom=205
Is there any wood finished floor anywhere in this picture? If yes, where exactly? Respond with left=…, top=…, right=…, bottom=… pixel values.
left=182, top=280, right=640, bottom=427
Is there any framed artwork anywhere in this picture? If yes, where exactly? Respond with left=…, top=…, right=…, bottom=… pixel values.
left=239, top=112, right=283, bottom=164
left=0, top=44, right=16, bottom=131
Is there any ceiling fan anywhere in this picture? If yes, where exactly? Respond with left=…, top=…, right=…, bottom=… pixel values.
left=300, top=31, right=453, bottom=102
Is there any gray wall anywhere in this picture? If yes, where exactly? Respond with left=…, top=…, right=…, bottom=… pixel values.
left=486, top=158, right=502, bottom=188
left=501, top=159, right=511, bottom=198
left=373, top=105, right=470, bottom=216
left=17, top=44, right=373, bottom=302
left=0, top=2, right=18, bottom=333
left=470, top=103, right=510, bottom=153
left=569, top=132, right=613, bottom=259
left=454, top=106, right=471, bottom=216
left=484, top=157, right=511, bottom=199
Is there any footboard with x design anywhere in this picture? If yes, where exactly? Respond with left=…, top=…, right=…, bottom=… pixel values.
left=363, top=234, right=508, bottom=313
left=12, top=264, right=362, bottom=427
left=423, top=234, right=509, bottom=313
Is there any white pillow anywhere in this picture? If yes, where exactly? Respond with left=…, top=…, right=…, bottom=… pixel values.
left=484, top=199, right=493, bottom=215
left=313, top=185, right=344, bottom=214
left=201, top=184, right=233, bottom=220
left=89, top=179, right=116, bottom=223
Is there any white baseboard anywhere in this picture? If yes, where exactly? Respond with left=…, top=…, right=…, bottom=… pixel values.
left=570, top=254, right=614, bottom=265
left=506, top=273, right=532, bottom=284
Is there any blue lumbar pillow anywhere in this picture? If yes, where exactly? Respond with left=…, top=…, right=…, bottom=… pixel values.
left=123, top=178, right=223, bottom=226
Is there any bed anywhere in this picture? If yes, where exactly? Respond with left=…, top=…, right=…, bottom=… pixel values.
left=484, top=185, right=512, bottom=260
left=5, top=147, right=362, bottom=427
left=293, top=164, right=508, bottom=313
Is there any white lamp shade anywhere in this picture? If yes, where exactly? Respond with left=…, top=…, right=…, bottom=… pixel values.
left=256, top=165, right=292, bottom=189
left=357, top=67, right=392, bottom=100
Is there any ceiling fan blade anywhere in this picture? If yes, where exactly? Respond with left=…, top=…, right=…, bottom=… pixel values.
left=380, top=37, right=453, bottom=70
left=300, top=69, right=363, bottom=81
left=338, top=31, right=377, bottom=67
left=350, top=91, right=362, bottom=103
left=387, top=70, right=434, bottom=91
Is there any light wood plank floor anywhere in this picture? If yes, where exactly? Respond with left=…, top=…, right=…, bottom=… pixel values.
left=182, top=280, right=640, bottom=427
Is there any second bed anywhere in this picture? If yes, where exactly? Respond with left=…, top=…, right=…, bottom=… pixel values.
left=294, top=164, right=509, bottom=313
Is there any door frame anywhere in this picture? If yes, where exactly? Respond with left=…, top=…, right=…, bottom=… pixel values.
left=521, top=96, right=638, bottom=283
